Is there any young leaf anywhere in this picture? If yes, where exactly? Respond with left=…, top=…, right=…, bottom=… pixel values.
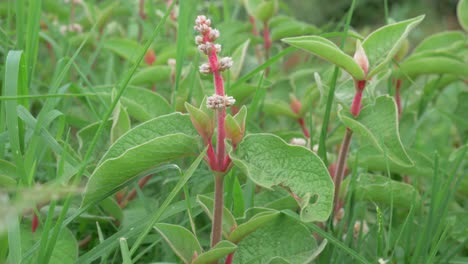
left=192, top=241, right=237, bottom=264
left=230, top=134, right=334, bottom=222
left=81, top=113, right=199, bottom=207
left=282, top=36, right=365, bottom=80
left=130, top=65, right=172, bottom=85
left=412, top=31, right=465, bottom=54
left=341, top=174, right=421, bottom=209
left=362, top=15, right=424, bottom=77
left=229, top=210, right=280, bottom=243
left=153, top=223, right=202, bottom=264
left=232, top=213, right=318, bottom=263
left=196, top=195, right=237, bottom=238
left=398, top=53, right=468, bottom=78
left=102, top=38, right=143, bottom=63
left=350, top=146, right=434, bottom=178
left=230, top=39, right=250, bottom=81
left=338, top=96, right=414, bottom=167
left=119, top=238, right=132, bottom=264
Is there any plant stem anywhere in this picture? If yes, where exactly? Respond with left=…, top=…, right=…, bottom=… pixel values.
left=298, top=118, right=310, bottom=138
left=395, top=79, right=402, bottom=117
left=249, top=16, right=262, bottom=63
left=350, top=80, right=366, bottom=116
left=333, top=128, right=353, bottom=212
left=225, top=252, right=234, bottom=264
left=263, top=21, right=271, bottom=76
left=211, top=174, right=224, bottom=247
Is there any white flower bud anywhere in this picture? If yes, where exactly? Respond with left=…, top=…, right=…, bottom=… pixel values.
left=214, top=44, right=221, bottom=53
left=218, top=57, right=233, bottom=71
left=209, top=29, right=220, bottom=41
left=206, top=94, right=235, bottom=109
left=197, top=43, right=211, bottom=55
left=199, top=63, right=212, bottom=74
left=290, top=138, right=307, bottom=147
left=167, top=58, right=176, bottom=67
left=195, top=35, right=204, bottom=45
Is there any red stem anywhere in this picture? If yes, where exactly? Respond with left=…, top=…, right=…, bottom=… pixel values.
left=225, top=253, right=234, bottom=264
left=351, top=80, right=366, bottom=116
left=333, top=128, right=353, bottom=213
left=298, top=118, right=310, bottom=138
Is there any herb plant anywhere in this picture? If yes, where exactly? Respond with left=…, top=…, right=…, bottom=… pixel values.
left=0, top=0, right=467, bottom=264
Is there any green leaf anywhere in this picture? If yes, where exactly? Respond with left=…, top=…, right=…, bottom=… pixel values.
left=193, top=241, right=237, bottom=264
left=119, top=237, right=132, bottom=264
left=130, top=65, right=172, bottom=85
left=398, top=53, right=468, bottom=78
left=263, top=100, right=298, bottom=119
left=21, top=227, right=78, bottom=264
left=230, top=39, right=250, bottom=81
left=413, top=31, right=465, bottom=54
left=81, top=113, right=199, bottom=207
left=103, top=38, right=143, bottom=63
left=229, top=210, right=280, bottom=243
left=351, top=146, right=434, bottom=178
left=154, top=223, right=202, bottom=264
left=0, top=160, right=17, bottom=187
left=233, top=213, right=318, bottom=263
left=196, top=195, right=237, bottom=238
left=230, top=134, right=334, bottom=222
left=77, top=120, right=112, bottom=161
left=100, top=87, right=172, bottom=122
left=338, top=96, right=414, bottom=167
left=362, top=15, right=424, bottom=77
left=111, top=103, right=131, bottom=144
left=244, top=0, right=278, bottom=22
left=341, top=174, right=420, bottom=209
left=185, top=101, right=214, bottom=141
left=99, top=197, right=124, bottom=222
left=270, top=15, right=319, bottom=41
left=282, top=36, right=365, bottom=80
left=458, top=0, right=468, bottom=31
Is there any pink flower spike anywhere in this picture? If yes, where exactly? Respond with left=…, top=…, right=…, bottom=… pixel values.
left=353, top=40, right=369, bottom=77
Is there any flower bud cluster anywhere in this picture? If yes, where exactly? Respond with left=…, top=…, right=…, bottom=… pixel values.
left=206, top=94, right=236, bottom=109
left=194, top=15, right=233, bottom=73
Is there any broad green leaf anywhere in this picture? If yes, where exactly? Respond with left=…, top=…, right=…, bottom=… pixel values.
left=230, top=134, right=334, bottom=222
left=282, top=36, right=365, bottom=80
left=81, top=113, right=199, bottom=207
left=362, top=15, right=424, bottom=77
left=270, top=15, right=319, bottom=41
left=102, top=38, right=143, bottom=63
left=268, top=257, right=290, bottom=264
left=398, top=53, right=468, bottom=78
left=413, top=31, right=465, bottom=54
left=458, top=0, right=468, bottom=31
left=21, top=226, right=78, bottom=264
left=350, top=146, right=434, bottom=178
left=110, top=104, right=131, bottom=144
left=154, top=223, right=202, bottom=264
left=77, top=120, right=112, bottom=161
left=196, top=195, right=237, bottom=238
left=263, top=100, right=298, bottom=119
left=233, top=213, right=317, bottom=263
left=229, top=211, right=280, bottom=243
left=193, top=241, right=237, bottom=264
left=341, top=174, right=420, bottom=209
left=130, top=65, right=172, bottom=85
left=338, top=96, right=414, bottom=167
left=230, top=39, right=250, bottom=81
left=100, top=87, right=172, bottom=122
